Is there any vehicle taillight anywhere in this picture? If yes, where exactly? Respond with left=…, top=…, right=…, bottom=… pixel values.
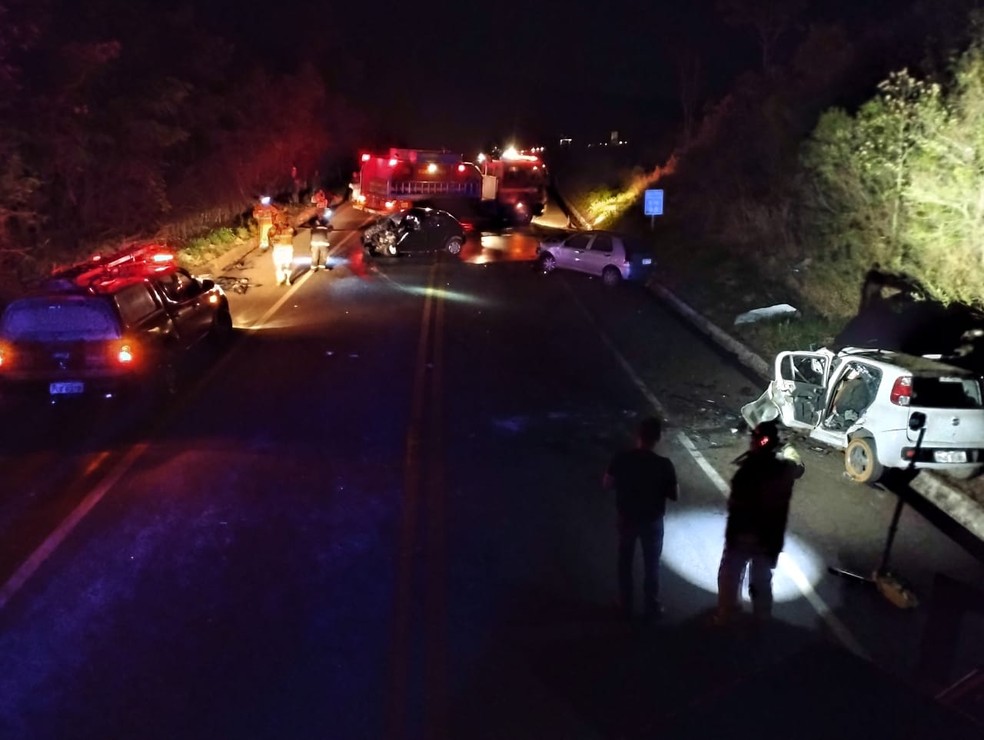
left=457, top=164, right=466, bottom=173
left=116, top=342, right=135, bottom=365
left=0, top=344, right=9, bottom=368
left=361, top=153, right=371, bottom=162
left=890, top=376, right=912, bottom=406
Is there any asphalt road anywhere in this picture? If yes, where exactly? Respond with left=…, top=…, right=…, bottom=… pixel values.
left=0, top=204, right=981, bottom=738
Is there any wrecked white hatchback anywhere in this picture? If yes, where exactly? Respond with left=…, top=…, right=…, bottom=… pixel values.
left=741, top=347, right=984, bottom=483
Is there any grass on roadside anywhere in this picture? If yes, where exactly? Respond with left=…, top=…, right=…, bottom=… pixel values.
left=179, top=226, right=251, bottom=268
left=732, top=314, right=844, bottom=361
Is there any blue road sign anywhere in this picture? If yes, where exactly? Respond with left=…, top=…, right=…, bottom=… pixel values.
left=644, top=189, right=664, bottom=216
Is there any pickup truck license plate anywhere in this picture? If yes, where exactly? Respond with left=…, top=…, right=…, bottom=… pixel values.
left=50, top=381, right=84, bottom=395
left=934, top=450, right=967, bottom=463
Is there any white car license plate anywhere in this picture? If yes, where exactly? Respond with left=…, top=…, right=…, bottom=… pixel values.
left=641, top=258, right=653, bottom=265
left=934, top=450, right=967, bottom=463
left=50, top=381, right=84, bottom=395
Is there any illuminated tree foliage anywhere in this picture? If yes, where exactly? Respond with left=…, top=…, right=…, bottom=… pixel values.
left=905, top=46, right=984, bottom=302
left=799, top=41, right=984, bottom=306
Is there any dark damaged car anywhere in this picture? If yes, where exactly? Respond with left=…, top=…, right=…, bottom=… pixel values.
left=361, top=207, right=466, bottom=258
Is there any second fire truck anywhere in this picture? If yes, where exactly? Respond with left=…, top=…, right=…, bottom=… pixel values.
left=352, top=147, right=547, bottom=223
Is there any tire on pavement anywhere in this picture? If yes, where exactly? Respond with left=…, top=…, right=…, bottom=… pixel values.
left=844, top=435, right=883, bottom=484
left=602, top=266, right=622, bottom=288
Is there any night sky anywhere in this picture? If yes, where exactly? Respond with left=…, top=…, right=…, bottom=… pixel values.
left=195, top=0, right=905, bottom=153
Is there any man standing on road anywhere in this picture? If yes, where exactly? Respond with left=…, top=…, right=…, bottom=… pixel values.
left=603, top=416, right=679, bottom=620
left=715, top=420, right=805, bottom=625
left=309, top=219, right=330, bottom=271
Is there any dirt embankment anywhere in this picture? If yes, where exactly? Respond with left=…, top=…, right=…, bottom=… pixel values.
left=552, top=167, right=843, bottom=363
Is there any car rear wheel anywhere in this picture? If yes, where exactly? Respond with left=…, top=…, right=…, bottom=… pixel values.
left=539, top=253, right=557, bottom=274
left=446, top=236, right=463, bottom=256
left=209, top=308, right=233, bottom=347
left=153, top=356, right=180, bottom=402
left=602, top=266, right=622, bottom=288
left=844, top=436, right=883, bottom=483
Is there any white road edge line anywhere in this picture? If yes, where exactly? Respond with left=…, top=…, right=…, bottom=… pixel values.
left=0, top=223, right=373, bottom=612
left=676, top=434, right=870, bottom=659
left=569, top=282, right=869, bottom=660
left=0, top=443, right=149, bottom=611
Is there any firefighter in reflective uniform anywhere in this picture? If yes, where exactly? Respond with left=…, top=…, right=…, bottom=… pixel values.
left=253, top=196, right=277, bottom=251
left=270, top=221, right=296, bottom=285
left=309, top=220, right=331, bottom=271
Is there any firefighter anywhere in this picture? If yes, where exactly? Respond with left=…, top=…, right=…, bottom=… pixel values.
left=270, top=221, right=296, bottom=286
left=311, top=189, right=328, bottom=211
left=309, top=219, right=331, bottom=272
left=253, top=196, right=276, bottom=251
left=714, top=420, right=805, bottom=625
left=311, top=187, right=330, bottom=217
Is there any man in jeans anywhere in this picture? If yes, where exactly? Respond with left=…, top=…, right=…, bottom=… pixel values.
left=603, top=416, right=679, bottom=620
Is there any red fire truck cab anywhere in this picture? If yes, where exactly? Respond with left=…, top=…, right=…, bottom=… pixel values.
left=479, top=148, right=548, bottom=220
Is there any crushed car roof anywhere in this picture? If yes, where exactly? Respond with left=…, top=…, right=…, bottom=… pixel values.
left=836, top=347, right=978, bottom=377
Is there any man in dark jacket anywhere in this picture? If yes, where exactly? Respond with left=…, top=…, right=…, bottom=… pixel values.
left=715, top=420, right=805, bottom=624
left=603, top=416, right=679, bottom=619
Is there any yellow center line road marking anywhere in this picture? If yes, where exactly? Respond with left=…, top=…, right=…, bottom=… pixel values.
left=387, top=260, right=440, bottom=739
left=566, top=281, right=870, bottom=661
left=424, top=260, right=449, bottom=736
left=386, top=257, right=453, bottom=738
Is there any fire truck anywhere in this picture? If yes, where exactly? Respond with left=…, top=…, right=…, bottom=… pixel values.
left=352, top=149, right=483, bottom=213
left=352, top=147, right=547, bottom=224
left=478, top=147, right=548, bottom=220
